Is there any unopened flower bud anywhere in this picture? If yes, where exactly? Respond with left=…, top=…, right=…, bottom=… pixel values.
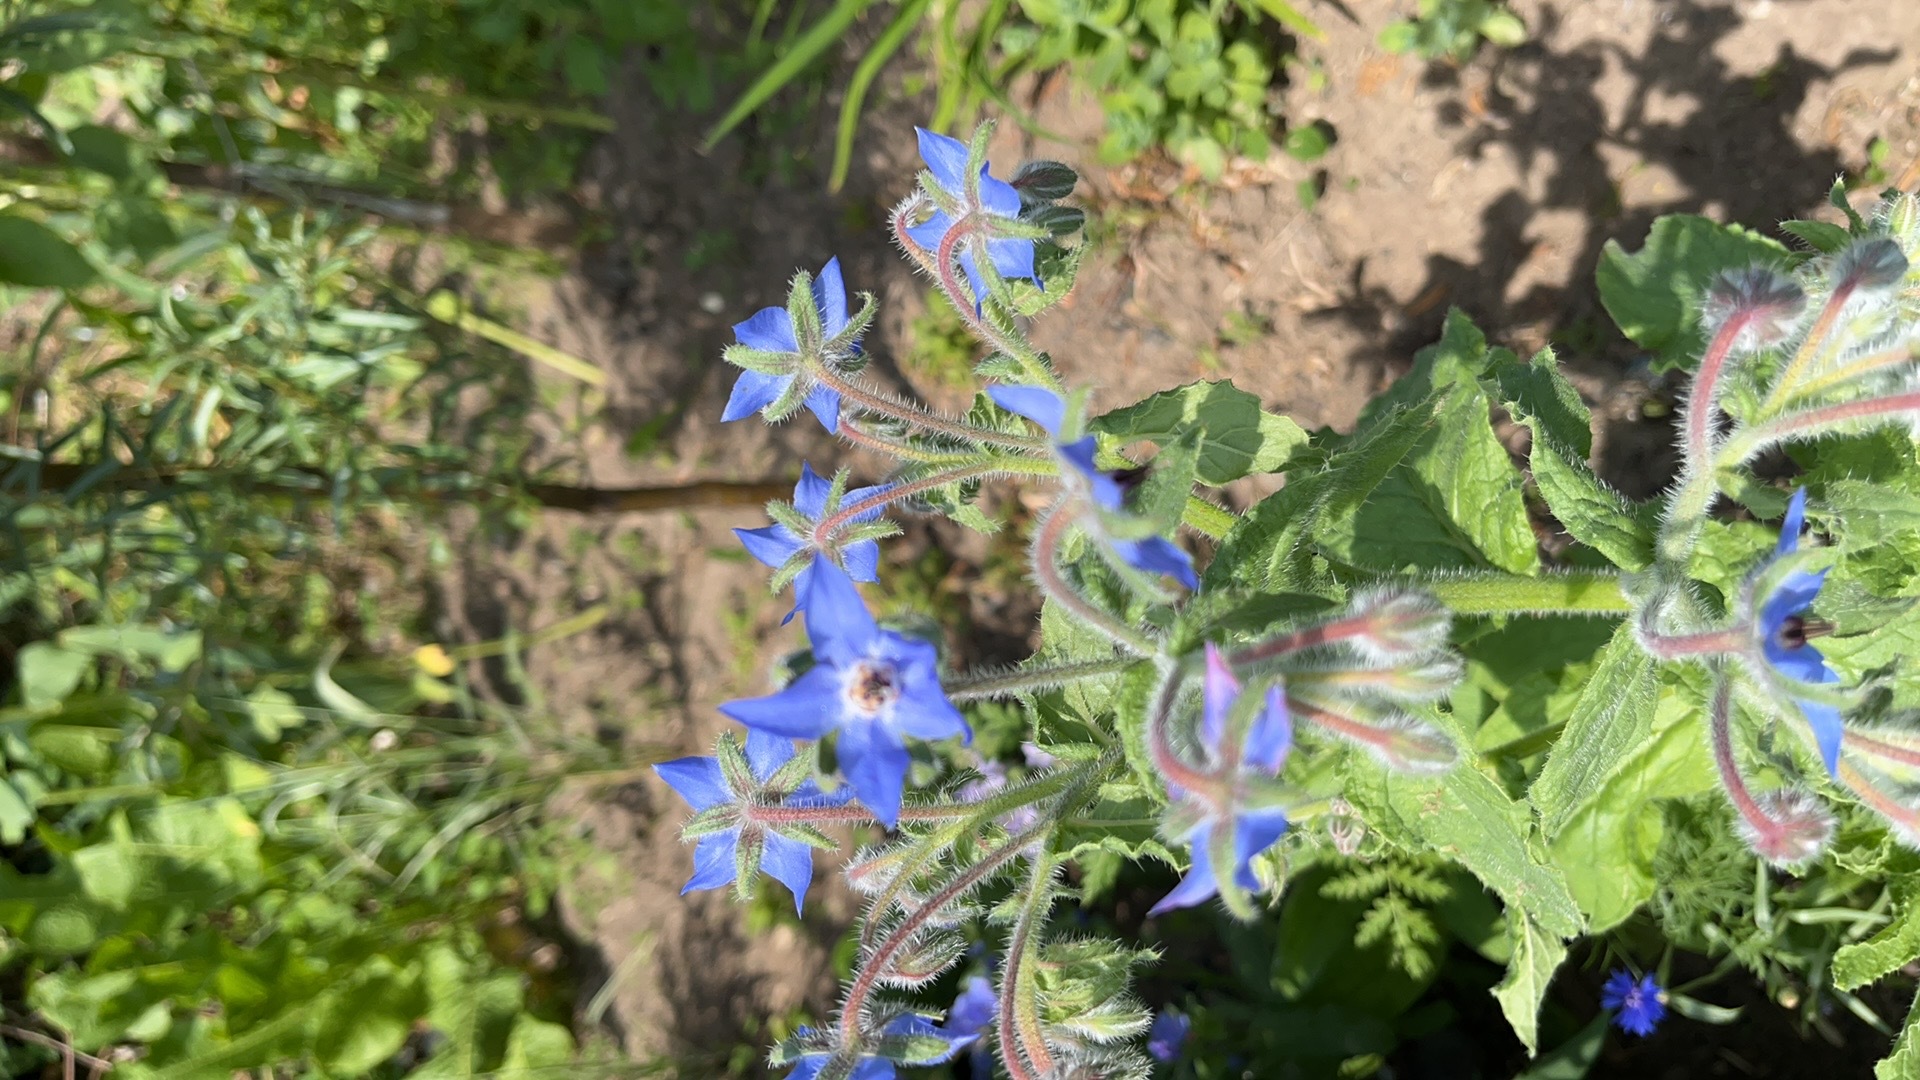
left=1738, top=788, right=1836, bottom=865
left=1011, top=159, right=1079, bottom=203
left=1833, top=237, right=1910, bottom=292
left=1703, top=266, right=1806, bottom=351
left=1343, top=589, right=1452, bottom=663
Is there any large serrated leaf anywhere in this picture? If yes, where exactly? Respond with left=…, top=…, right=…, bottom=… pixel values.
left=1493, top=345, right=1593, bottom=457
left=1091, top=379, right=1308, bottom=486
left=1544, top=686, right=1714, bottom=930
left=1527, top=435, right=1655, bottom=571
left=1596, top=214, right=1791, bottom=372
left=1880, top=992, right=1920, bottom=1080
left=1490, top=345, right=1653, bottom=569
left=1529, top=623, right=1660, bottom=838
left=1343, top=751, right=1583, bottom=939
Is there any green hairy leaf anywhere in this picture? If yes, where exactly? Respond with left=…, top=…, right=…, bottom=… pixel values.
left=1596, top=214, right=1791, bottom=372
left=1491, top=912, right=1567, bottom=1057
left=1205, top=396, right=1437, bottom=593
left=1091, top=379, right=1308, bottom=486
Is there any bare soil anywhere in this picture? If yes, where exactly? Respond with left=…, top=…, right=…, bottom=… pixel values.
left=432, top=0, right=1920, bottom=1070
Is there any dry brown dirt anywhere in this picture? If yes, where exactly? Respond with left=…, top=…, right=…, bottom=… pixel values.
left=431, top=0, right=1920, bottom=1070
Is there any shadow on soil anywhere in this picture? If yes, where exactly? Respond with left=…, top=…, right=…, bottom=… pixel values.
left=1325, top=0, right=1898, bottom=498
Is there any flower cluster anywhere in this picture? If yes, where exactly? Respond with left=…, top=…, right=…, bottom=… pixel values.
left=649, top=117, right=1920, bottom=1078
left=659, top=119, right=1473, bottom=1078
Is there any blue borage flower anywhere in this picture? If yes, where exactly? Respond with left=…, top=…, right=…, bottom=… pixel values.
left=1600, top=970, right=1667, bottom=1037
left=779, top=1015, right=978, bottom=1080
left=721, top=560, right=970, bottom=828
left=946, top=976, right=996, bottom=1078
left=947, top=976, right=996, bottom=1039
left=722, top=256, right=858, bottom=432
left=651, top=728, right=852, bottom=914
left=905, top=128, right=1040, bottom=311
left=736, top=462, right=894, bottom=624
left=1145, top=1010, right=1190, bottom=1064
left=1754, top=488, right=1845, bottom=776
left=987, top=384, right=1199, bottom=590
left=1150, top=645, right=1294, bottom=917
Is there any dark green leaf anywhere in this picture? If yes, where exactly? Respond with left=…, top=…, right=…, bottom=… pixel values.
left=0, top=215, right=96, bottom=288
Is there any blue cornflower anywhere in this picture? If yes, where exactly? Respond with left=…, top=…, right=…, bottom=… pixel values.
left=780, top=1015, right=978, bottom=1080
left=735, top=462, right=894, bottom=624
left=720, top=560, right=970, bottom=828
left=1150, top=645, right=1294, bottom=917
left=1146, top=1010, right=1191, bottom=1063
left=1755, top=488, right=1844, bottom=776
left=652, top=728, right=851, bottom=914
left=722, top=257, right=853, bottom=432
left=905, top=128, right=1040, bottom=309
left=988, top=384, right=1198, bottom=590
left=1601, top=970, right=1667, bottom=1037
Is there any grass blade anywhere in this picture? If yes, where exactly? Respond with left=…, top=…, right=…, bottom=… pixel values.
left=1245, top=0, right=1325, bottom=41
left=829, top=0, right=930, bottom=192
left=703, top=0, right=878, bottom=151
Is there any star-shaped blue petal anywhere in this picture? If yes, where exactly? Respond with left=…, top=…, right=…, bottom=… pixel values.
left=779, top=1015, right=978, bottom=1080
left=735, top=463, right=892, bottom=624
left=1757, top=489, right=1845, bottom=776
left=1150, top=645, right=1294, bottom=916
left=721, top=257, right=852, bottom=432
left=1146, top=1010, right=1191, bottom=1063
left=652, top=728, right=850, bottom=913
left=987, top=385, right=1196, bottom=586
left=909, top=128, right=1040, bottom=310
left=720, top=561, right=969, bottom=828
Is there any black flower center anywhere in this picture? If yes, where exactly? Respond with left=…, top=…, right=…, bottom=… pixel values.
left=1109, top=464, right=1150, bottom=494
left=848, top=661, right=900, bottom=714
left=1776, top=615, right=1833, bottom=649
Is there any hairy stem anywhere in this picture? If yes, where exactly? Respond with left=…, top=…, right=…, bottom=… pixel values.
left=1181, top=493, right=1236, bottom=540
left=1144, top=668, right=1225, bottom=796
left=809, top=359, right=1044, bottom=451
left=999, top=857, right=1058, bottom=1077
left=1719, top=390, right=1920, bottom=467
left=1759, top=274, right=1864, bottom=416
left=837, top=417, right=978, bottom=463
left=839, top=819, right=1054, bottom=1050
left=1682, top=310, right=1761, bottom=465
left=1844, top=730, right=1920, bottom=769
left=857, top=758, right=1106, bottom=948
left=1636, top=625, right=1748, bottom=663
left=944, top=657, right=1135, bottom=702
left=1839, top=760, right=1920, bottom=837
left=1773, top=341, right=1920, bottom=404
left=1031, top=500, right=1160, bottom=656
left=1708, top=676, right=1781, bottom=842
left=742, top=802, right=972, bottom=828
left=1658, top=464, right=1720, bottom=566
left=813, top=458, right=1052, bottom=541
left=1228, top=610, right=1379, bottom=667
left=927, top=211, right=1059, bottom=390
left=1419, top=571, right=1630, bottom=615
